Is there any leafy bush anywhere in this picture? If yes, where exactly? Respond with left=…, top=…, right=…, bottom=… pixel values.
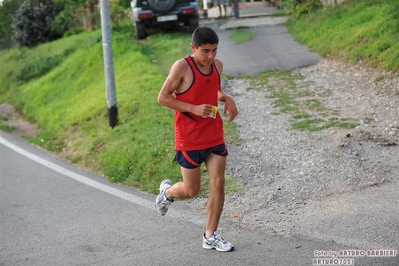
left=11, top=0, right=64, bottom=47
left=110, top=0, right=132, bottom=23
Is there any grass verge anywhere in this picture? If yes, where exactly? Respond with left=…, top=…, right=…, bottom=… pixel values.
left=286, top=0, right=399, bottom=71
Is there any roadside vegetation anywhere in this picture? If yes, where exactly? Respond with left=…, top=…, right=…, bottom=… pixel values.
left=247, top=70, right=358, bottom=131
left=229, top=30, right=254, bottom=44
left=286, top=0, right=399, bottom=70
left=0, top=0, right=398, bottom=194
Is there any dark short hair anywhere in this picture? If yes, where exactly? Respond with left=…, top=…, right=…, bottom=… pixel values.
left=191, top=26, right=219, bottom=48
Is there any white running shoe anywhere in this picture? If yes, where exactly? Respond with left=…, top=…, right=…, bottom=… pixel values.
left=155, top=179, right=173, bottom=216
left=203, top=231, right=234, bottom=252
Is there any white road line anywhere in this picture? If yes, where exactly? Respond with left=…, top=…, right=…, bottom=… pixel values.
left=0, top=136, right=154, bottom=209
left=0, top=136, right=204, bottom=226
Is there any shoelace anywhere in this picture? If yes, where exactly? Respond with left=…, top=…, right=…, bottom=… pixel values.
left=213, top=232, right=227, bottom=244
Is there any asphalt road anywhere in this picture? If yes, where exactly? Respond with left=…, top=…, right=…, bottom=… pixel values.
left=207, top=17, right=321, bottom=76
left=0, top=132, right=341, bottom=265
left=1, top=131, right=398, bottom=265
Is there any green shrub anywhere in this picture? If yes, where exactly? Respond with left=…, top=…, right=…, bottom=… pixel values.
left=11, top=0, right=63, bottom=47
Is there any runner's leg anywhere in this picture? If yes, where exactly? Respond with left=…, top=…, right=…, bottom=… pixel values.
left=204, top=153, right=226, bottom=236
left=166, top=166, right=201, bottom=198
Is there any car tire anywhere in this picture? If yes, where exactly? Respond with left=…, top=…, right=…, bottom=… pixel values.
left=135, top=21, right=147, bottom=40
left=188, top=16, right=199, bottom=33
left=147, top=0, right=176, bottom=12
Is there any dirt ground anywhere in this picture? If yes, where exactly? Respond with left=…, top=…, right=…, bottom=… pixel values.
left=0, top=103, right=40, bottom=137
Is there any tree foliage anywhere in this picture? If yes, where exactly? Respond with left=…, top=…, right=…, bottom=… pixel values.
left=11, top=0, right=63, bottom=47
left=0, top=0, right=23, bottom=37
left=53, top=0, right=100, bottom=32
left=52, top=0, right=132, bottom=33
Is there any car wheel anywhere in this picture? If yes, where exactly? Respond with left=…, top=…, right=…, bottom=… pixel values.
left=147, top=0, right=177, bottom=12
left=135, top=21, right=147, bottom=40
left=188, top=16, right=199, bottom=33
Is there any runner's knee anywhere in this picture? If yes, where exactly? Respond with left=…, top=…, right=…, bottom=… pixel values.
left=211, top=176, right=225, bottom=190
left=184, top=185, right=200, bottom=197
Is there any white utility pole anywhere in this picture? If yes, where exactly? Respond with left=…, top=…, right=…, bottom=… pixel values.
left=99, top=0, right=118, bottom=128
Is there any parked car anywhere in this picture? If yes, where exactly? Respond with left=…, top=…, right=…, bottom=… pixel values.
left=130, top=0, right=200, bottom=40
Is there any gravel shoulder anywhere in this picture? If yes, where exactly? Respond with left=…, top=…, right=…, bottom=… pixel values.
left=217, top=58, right=398, bottom=250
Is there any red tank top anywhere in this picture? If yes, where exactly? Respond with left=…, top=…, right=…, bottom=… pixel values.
left=174, top=56, right=225, bottom=151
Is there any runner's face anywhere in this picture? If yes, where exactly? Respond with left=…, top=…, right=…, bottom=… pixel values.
left=191, top=43, right=218, bottom=66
